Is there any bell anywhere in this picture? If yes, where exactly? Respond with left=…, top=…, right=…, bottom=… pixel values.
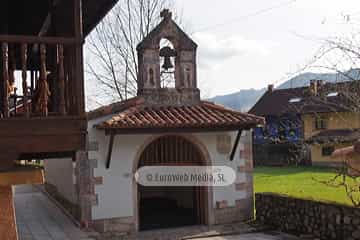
left=162, top=56, right=174, bottom=70
left=159, top=46, right=176, bottom=70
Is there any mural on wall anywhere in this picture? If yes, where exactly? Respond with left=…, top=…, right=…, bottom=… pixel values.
left=253, top=115, right=302, bottom=144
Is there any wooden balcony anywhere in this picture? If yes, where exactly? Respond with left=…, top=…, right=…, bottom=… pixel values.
left=0, top=35, right=86, bottom=165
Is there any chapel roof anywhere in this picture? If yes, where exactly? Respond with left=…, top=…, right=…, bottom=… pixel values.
left=88, top=97, right=264, bottom=134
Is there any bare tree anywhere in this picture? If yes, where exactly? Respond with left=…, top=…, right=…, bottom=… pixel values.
left=313, top=156, right=360, bottom=207
left=85, top=0, right=179, bottom=106
left=298, top=26, right=360, bottom=206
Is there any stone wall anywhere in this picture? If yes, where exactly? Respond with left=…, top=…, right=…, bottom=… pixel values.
left=213, top=198, right=254, bottom=225
left=256, top=193, right=360, bottom=240
left=93, top=217, right=135, bottom=234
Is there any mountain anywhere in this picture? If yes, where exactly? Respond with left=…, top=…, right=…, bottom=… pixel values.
left=209, top=69, right=360, bottom=111
left=277, top=69, right=360, bottom=89
left=209, top=88, right=266, bottom=112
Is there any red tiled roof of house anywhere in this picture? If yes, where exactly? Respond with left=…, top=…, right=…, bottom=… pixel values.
left=91, top=98, right=264, bottom=133
left=87, top=97, right=144, bottom=120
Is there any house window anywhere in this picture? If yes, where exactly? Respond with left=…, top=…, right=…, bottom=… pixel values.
left=315, top=117, right=327, bottom=130
left=327, top=92, right=338, bottom=97
left=322, top=146, right=335, bottom=156
left=289, top=97, right=302, bottom=103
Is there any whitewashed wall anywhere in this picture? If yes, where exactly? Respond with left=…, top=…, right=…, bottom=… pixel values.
left=88, top=117, right=250, bottom=221
left=44, top=157, right=77, bottom=203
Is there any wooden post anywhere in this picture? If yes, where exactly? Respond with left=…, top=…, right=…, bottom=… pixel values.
left=58, top=44, right=66, bottom=115
left=21, top=43, right=29, bottom=117
left=8, top=45, right=15, bottom=93
left=38, top=44, right=50, bottom=116
left=74, top=0, right=85, bottom=116
left=2, top=43, right=9, bottom=118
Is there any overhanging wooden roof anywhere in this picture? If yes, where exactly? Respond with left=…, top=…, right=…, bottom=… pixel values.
left=83, top=0, right=119, bottom=36
left=0, top=0, right=118, bottom=37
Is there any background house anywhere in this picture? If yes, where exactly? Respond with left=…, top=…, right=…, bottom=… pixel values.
left=250, top=79, right=360, bottom=166
left=249, top=85, right=306, bottom=166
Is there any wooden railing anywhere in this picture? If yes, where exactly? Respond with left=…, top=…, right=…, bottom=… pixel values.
left=0, top=35, right=80, bottom=118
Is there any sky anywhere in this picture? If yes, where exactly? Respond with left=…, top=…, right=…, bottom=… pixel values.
left=173, top=0, right=360, bottom=97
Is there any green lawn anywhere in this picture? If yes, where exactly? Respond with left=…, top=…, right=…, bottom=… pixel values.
left=254, top=166, right=355, bottom=206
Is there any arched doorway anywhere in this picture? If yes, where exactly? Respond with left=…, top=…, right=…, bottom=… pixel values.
left=137, top=135, right=208, bottom=230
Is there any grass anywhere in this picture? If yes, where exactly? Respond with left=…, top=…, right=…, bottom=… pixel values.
left=254, top=166, right=356, bottom=206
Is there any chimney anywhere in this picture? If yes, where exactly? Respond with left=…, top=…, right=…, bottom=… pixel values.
left=268, top=84, right=274, bottom=93
left=310, top=80, right=318, bottom=95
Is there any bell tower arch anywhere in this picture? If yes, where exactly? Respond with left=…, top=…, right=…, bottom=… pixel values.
left=136, top=9, right=200, bottom=106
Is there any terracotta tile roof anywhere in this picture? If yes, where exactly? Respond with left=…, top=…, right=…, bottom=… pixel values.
left=87, top=97, right=144, bottom=120
left=249, top=80, right=360, bottom=116
left=92, top=98, right=264, bottom=133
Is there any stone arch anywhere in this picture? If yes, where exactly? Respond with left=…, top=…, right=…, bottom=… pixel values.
left=148, top=68, right=154, bottom=86
left=159, top=38, right=177, bottom=88
left=132, top=134, right=214, bottom=231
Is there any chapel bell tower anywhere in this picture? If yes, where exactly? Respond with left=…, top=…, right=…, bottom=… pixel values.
left=136, top=9, right=200, bottom=106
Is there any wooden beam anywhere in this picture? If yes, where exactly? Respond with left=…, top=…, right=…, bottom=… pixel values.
left=74, top=0, right=85, bottom=116
left=0, top=168, right=44, bottom=186
left=0, top=35, right=78, bottom=45
left=106, top=134, right=115, bottom=169
left=0, top=117, right=86, bottom=137
left=230, top=130, right=242, bottom=161
left=0, top=118, right=86, bottom=155
left=103, top=125, right=254, bottom=135
left=38, top=0, right=64, bottom=37
left=38, top=14, right=52, bottom=37
left=19, top=151, right=74, bottom=160
left=2, top=43, right=9, bottom=118
left=0, top=186, right=17, bottom=240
